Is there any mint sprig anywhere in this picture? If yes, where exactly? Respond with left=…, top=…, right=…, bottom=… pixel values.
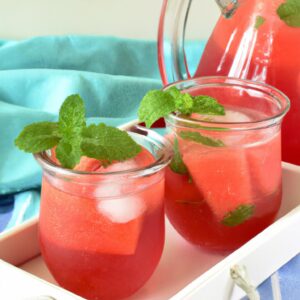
left=15, top=94, right=142, bottom=169
left=222, top=204, right=255, bottom=227
left=179, top=131, right=225, bottom=147
left=169, top=138, right=188, bottom=174
left=81, top=123, right=141, bottom=163
left=277, top=0, right=300, bottom=27
left=138, top=87, right=225, bottom=128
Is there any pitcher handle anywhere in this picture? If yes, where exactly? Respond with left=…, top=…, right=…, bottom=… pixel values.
left=157, top=0, right=239, bottom=85
left=158, top=0, right=192, bottom=85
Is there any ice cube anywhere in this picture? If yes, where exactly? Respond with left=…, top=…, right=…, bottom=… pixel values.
left=97, top=196, right=146, bottom=223
left=215, top=109, right=252, bottom=122
left=193, top=109, right=252, bottom=123
left=188, top=110, right=254, bottom=147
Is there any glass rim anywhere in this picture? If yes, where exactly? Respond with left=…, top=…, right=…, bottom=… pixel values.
left=34, top=125, right=172, bottom=179
left=164, top=76, right=290, bottom=131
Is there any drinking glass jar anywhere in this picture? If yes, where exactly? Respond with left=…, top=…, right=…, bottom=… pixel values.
left=164, top=77, right=290, bottom=251
left=35, top=126, right=172, bottom=300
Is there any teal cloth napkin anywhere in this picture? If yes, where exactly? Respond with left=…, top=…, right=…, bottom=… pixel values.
left=0, top=36, right=161, bottom=196
left=0, top=36, right=203, bottom=227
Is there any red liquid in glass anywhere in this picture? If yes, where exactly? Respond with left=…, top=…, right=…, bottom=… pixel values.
left=165, top=105, right=282, bottom=251
left=39, top=149, right=165, bottom=300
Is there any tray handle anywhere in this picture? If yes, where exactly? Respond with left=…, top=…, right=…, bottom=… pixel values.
left=230, top=265, right=260, bottom=300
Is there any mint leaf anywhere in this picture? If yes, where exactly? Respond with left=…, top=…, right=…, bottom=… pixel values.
left=179, top=131, right=225, bottom=147
left=166, top=87, right=194, bottom=115
left=14, top=122, right=60, bottom=153
left=170, top=138, right=188, bottom=174
left=193, top=95, right=225, bottom=115
left=175, top=93, right=194, bottom=115
left=138, top=90, right=176, bottom=128
left=165, top=86, right=181, bottom=98
left=81, top=123, right=142, bottom=162
left=164, top=86, right=181, bottom=98
left=55, top=138, right=82, bottom=169
left=222, top=204, right=255, bottom=227
left=58, top=94, right=86, bottom=138
left=255, top=16, right=265, bottom=29
left=56, top=94, right=86, bottom=168
left=277, top=0, right=300, bottom=27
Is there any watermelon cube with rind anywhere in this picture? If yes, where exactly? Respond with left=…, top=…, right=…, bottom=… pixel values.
left=182, top=147, right=253, bottom=220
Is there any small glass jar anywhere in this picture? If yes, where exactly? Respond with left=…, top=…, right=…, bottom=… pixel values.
left=164, top=77, right=290, bottom=251
left=35, top=126, right=172, bottom=300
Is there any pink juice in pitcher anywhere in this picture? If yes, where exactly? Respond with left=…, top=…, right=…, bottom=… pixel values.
left=164, top=77, right=289, bottom=251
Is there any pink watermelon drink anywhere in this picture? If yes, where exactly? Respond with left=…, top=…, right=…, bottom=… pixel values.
left=34, top=126, right=172, bottom=300
left=164, top=77, right=289, bottom=251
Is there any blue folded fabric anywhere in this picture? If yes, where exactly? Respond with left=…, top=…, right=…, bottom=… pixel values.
left=0, top=35, right=298, bottom=300
left=0, top=36, right=203, bottom=197
left=0, top=36, right=166, bottom=231
left=0, top=37, right=166, bottom=195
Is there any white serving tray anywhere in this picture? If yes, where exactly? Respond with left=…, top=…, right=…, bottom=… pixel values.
left=0, top=162, right=299, bottom=300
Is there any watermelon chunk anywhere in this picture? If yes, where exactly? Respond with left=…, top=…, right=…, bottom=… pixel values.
left=74, top=156, right=102, bottom=171
left=182, top=147, right=253, bottom=220
left=246, top=132, right=281, bottom=195
left=50, top=148, right=101, bottom=171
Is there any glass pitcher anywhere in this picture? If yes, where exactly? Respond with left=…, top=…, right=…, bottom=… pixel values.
left=158, top=0, right=300, bottom=165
